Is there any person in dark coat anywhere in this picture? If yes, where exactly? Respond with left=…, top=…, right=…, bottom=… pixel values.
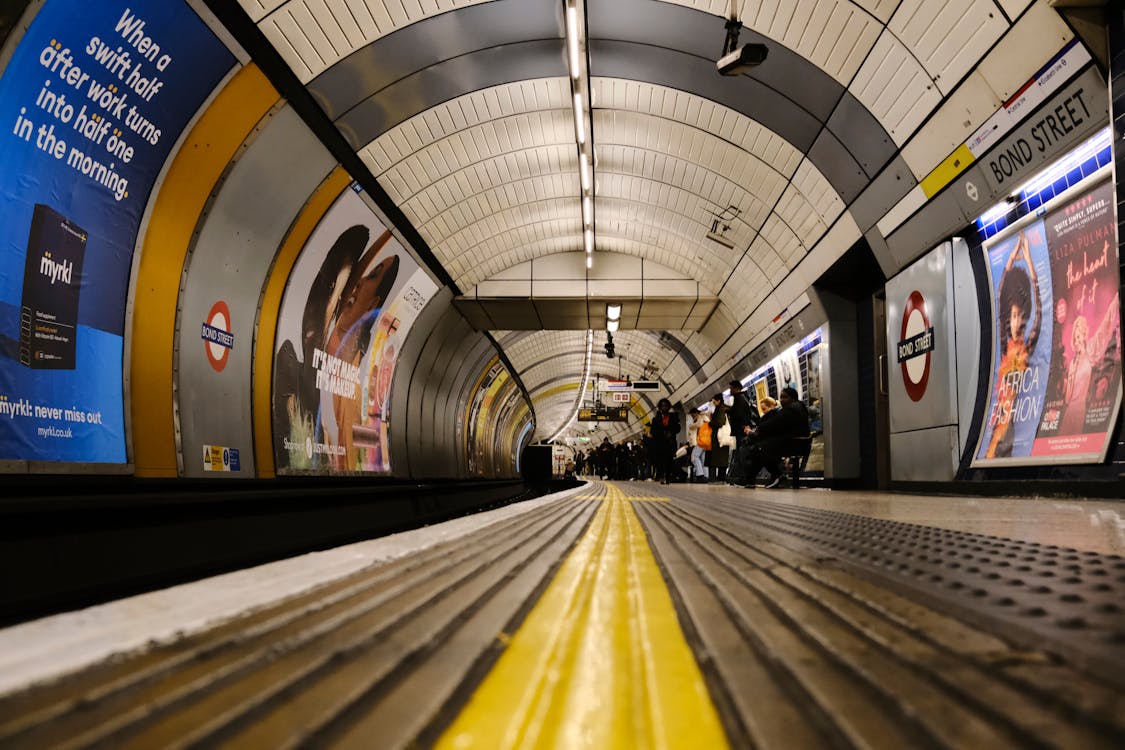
left=743, top=386, right=809, bottom=488
left=648, top=398, right=681, bottom=484
left=726, top=380, right=757, bottom=484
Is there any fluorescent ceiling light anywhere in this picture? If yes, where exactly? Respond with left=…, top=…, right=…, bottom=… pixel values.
left=585, top=228, right=593, bottom=253
left=567, top=5, right=579, bottom=77
left=580, top=154, right=590, bottom=190
left=586, top=255, right=592, bottom=269
left=574, top=94, right=585, bottom=144
left=606, top=303, right=621, bottom=320
left=583, top=196, right=591, bottom=225
left=607, top=319, right=619, bottom=332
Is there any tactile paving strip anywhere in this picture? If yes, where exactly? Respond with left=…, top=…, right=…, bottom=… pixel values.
left=678, top=495, right=1125, bottom=688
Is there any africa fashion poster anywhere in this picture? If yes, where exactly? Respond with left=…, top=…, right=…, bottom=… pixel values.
left=973, top=178, right=1121, bottom=466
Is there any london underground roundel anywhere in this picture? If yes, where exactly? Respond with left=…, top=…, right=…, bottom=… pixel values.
left=897, top=291, right=935, bottom=402
left=202, top=300, right=235, bottom=372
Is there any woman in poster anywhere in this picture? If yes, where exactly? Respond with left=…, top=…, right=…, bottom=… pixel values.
left=1060, top=281, right=1120, bottom=434
left=320, top=237, right=400, bottom=469
left=985, top=231, right=1042, bottom=458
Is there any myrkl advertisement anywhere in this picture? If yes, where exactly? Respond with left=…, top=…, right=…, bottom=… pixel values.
left=273, top=188, right=438, bottom=473
left=0, top=1, right=232, bottom=463
left=974, top=179, right=1122, bottom=466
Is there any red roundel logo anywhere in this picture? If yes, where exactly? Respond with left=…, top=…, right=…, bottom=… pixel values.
left=898, top=290, right=935, bottom=402
left=201, top=300, right=235, bottom=373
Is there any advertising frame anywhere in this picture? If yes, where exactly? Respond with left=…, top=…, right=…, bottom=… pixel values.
left=971, top=170, right=1122, bottom=467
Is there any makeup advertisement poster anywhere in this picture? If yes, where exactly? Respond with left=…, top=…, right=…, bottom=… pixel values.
left=273, top=187, right=438, bottom=473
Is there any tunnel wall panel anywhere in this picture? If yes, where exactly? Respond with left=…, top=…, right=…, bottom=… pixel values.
left=387, top=286, right=453, bottom=478
left=443, top=338, right=497, bottom=477
left=403, top=308, right=452, bottom=478
left=131, top=65, right=279, bottom=477
left=175, top=105, right=336, bottom=477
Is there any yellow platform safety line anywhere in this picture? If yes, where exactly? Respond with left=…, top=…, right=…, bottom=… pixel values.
left=436, top=483, right=728, bottom=750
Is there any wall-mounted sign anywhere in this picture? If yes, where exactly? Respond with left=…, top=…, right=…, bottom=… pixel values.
left=0, top=0, right=233, bottom=464
left=578, top=406, right=628, bottom=422
left=202, top=443, right=239, bottom=472
left=610, top=392, right=631, bottom=403
left=897, top=291, right=935, bottom=402
left=630, top=380, right=659, bottom=391
left=201, top=300, right=233, bottom=372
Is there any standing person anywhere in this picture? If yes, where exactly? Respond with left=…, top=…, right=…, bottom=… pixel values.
left=686, top=409, right=708, bottom=483
left=706, top=393, right=729, bottom=483
left=743, top=387, right=809, bottom=488
left=726, top=380, right=756, bottom=484
left=648, top=398, right=681, bottom=484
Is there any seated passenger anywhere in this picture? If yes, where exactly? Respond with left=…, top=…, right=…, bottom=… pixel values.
left=743, top=387, right=809, bottom=488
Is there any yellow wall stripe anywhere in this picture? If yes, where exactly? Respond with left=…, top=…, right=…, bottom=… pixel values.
left=436, top=483, right=728, bottom=749
left=130, top=65, right=280, bottom=476
left=919, top=144, right=975, bottom=198
left=252, top=167, right=352, bottom=477
left=531, top=382, right=578, bottom=403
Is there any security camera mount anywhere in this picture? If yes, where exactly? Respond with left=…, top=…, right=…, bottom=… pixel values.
left=717, top=11, right=767, bottom=76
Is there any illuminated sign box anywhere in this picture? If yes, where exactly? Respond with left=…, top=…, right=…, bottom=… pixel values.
left=578, top=406, right=628, bottom=422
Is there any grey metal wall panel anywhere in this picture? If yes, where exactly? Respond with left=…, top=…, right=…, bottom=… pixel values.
left=309, top=0, right=558, bottom=120
left=825, top=92, right=896, bottom=178
left=885, top=241, right=959, bottom=434
left=432, top=326, right=484, bottom=477
left=849, top=156, right=916, bottom=233
left=865, top=227, right=898, bottom=278
left=176, top=105, right=335, bottom=478
left=890, top=425, right=959, bottom=482
left=416, top=320, right=455, bottom=477
left=590, top=40, right=823, bottom=153
left=335, top=41, right=566, bottom=148
left=950, top=236, right=982, bottom=458
left=442, top=337, right=496, bottom=476
left=885, top=180, right=973, bottom=270
left=807, top=127, right=868, bottom=204
left=590, top=0, right=841, bottom=123
left=405, top=306, right=462, bottom=478
left=388, top=287, right=454, bottom=478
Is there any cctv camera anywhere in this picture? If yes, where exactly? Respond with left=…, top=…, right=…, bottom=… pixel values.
left=717, top=43, right=768, bottom=76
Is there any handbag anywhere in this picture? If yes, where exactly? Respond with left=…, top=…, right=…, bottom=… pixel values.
left=697, top=422, right=712, bottom=450
left=717, top=422, right=735, bottom=448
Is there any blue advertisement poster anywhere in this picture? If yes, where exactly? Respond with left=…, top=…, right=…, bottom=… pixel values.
left=0, top=1, right=234, bottom=463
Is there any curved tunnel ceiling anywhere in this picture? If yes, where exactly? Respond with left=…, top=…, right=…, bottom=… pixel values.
left=231, top=0, right=1057, bottom=440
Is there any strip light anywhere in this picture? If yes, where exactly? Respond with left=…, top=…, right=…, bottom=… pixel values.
left=547, top=329, right=594, bottom=443
left=567, top=0, right=594, bottom=270
left=566, top=5, right=579, bottom=77
left=574, top=94, right=585, bottom=144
